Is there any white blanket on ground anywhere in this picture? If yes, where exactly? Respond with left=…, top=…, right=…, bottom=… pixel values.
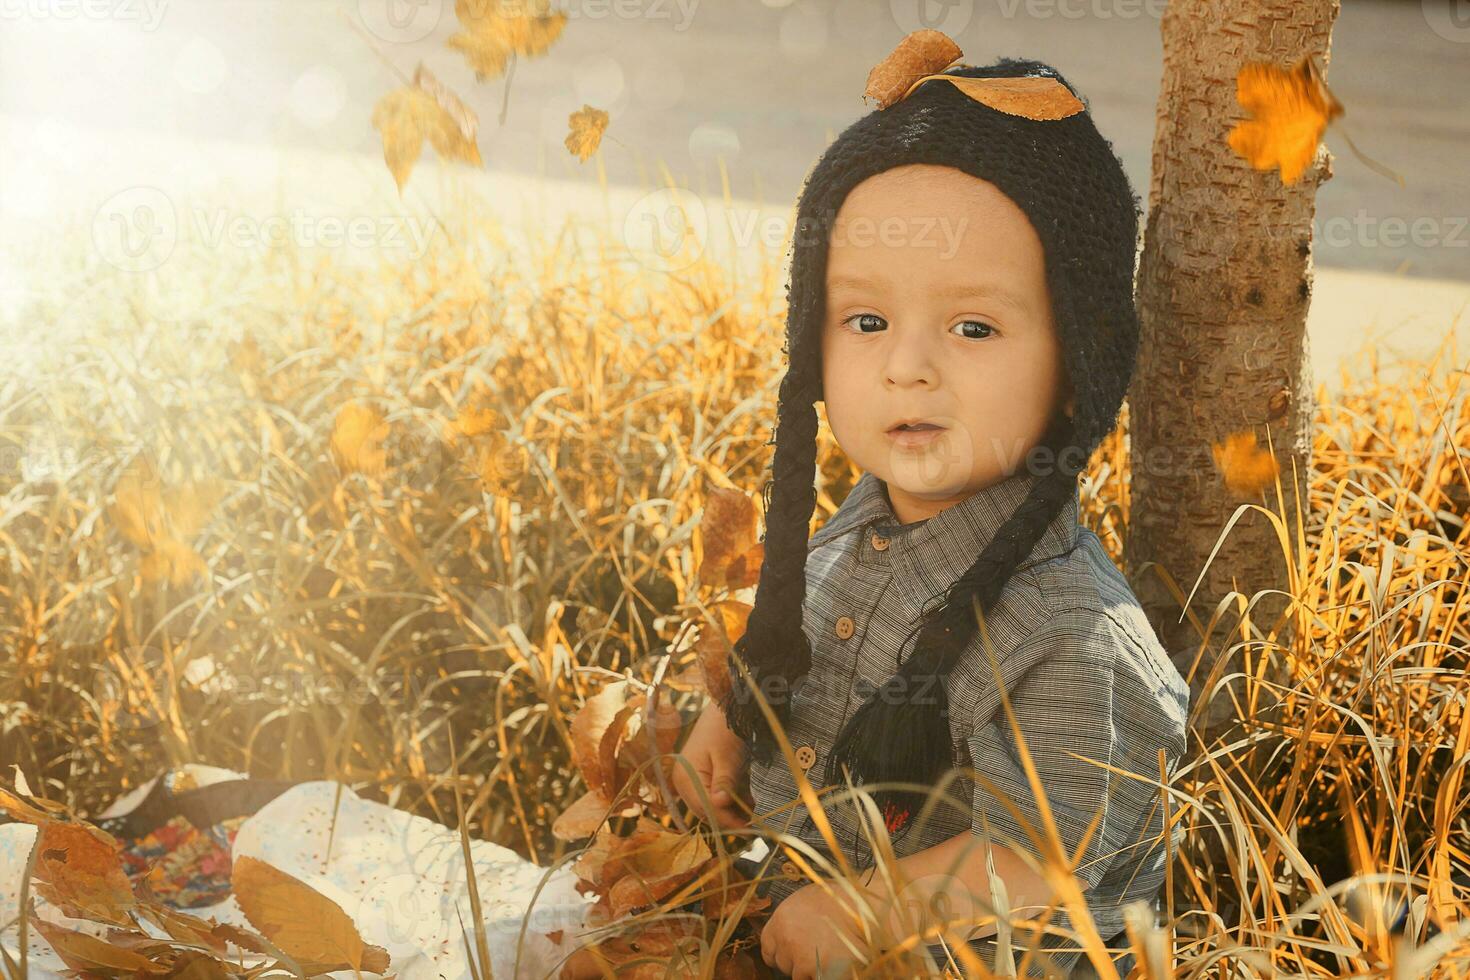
left=1, top=777, right=598, bottom=980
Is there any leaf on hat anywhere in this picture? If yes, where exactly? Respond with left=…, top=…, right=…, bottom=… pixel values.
left=899, top=73, right=1086, bottom=121
left=1226, top=54, right=1342, bottom=186
left=1212, top=428, right=1280, bottom=496
left=863, top=29, right=963, bottom=110
left=566, top=105, right=609, bottom=162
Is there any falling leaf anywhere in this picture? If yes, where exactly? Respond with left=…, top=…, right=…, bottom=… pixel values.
left=449, top=0, right=567, bottom=82
left=231, top=855, right=391, bottom=974
left=894, top=73, right=1086, bottom=120
left=330, top=401, right=390, bottom=477
left=565, top=105, right=609, bottom=162
left=863, top=29, right=963, bottom=110
left=371, top=68, right=483, bottom=195
left=475, top=432, right=531, bottom=498
left=1227, top=53, right=1343, bottom=186
left=108, top=456, right=220, bottom=586
left=1212, top=428, right=1280, bottom=495
left=448, top=406, right=504, bottom=442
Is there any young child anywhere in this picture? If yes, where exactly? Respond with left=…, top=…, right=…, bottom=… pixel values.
left=674, top=56, right=1190, bottom=978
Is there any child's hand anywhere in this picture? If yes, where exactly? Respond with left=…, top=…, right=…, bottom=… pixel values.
left=760, top=881, right=861, bottom=979
left=671, top=700, right=751, bottom=828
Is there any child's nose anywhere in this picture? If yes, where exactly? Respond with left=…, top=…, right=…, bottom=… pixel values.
left=883, top=331, right=939, bottom=387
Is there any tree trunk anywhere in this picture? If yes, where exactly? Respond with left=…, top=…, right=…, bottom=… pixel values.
left=1127, top=0, right=1336, bottom=741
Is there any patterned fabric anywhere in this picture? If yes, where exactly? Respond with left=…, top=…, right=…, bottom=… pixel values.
left=747, top=468, right=1190, bottom=977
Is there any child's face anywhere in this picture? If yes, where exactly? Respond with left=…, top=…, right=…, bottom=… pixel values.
left=820, top=163, right=1073, bottom=522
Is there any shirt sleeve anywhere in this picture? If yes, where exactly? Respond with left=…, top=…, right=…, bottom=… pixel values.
left=962, top=611, right=1121, bottom=892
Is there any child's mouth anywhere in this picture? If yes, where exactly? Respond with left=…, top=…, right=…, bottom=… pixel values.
left=886, top=421, right=946, bottom=446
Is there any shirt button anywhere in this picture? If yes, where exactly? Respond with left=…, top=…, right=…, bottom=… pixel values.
left=794, top=745, right=817, bottom=770
left=834, top=615, right=855, bottom=639
left=870, top=532, right=890, bottom=551
left=780, top=860, right=802, bottom=881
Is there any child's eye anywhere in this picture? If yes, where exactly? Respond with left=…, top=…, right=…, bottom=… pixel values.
left=840, top=312, right=886, bottom=333
left=951, top=319, right=997, bottom=340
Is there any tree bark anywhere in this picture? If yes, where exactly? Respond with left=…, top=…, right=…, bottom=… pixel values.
left=1127, top=0, right=1336, bottom=740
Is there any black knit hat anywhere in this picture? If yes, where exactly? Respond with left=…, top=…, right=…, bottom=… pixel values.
left=718, top=56, right=1143, bottom=819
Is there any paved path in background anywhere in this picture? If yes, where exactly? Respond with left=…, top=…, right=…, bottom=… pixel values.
left=0, top=0, right=1467, bottom=279
left=1, top=117, right=1464, bottom=396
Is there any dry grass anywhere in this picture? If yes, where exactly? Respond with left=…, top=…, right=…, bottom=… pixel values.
left=1, top=181, right=1467, bottom=978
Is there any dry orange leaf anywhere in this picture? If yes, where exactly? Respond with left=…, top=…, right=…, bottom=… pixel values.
left=605, top=827, right=713, bottom=917
left=1227, top=53, right=1343, bottom=186
left=559, top=919, right=704, bottom=979
left=864, top=29, right=962, bottom=110
left=700, top=488, right=763, bottom=590
left=897, top=73, right=1086, bottom=120
left=566, top=105, right=609, bottom=162
left=1212, top=428, right=1280, bottom=496
left=31, top=918, right=168, bottom=976
left=694, top=600, right=751, bottom=705
left=450, top=0, right=567, bottom=82
left=370, top=68, right=483, bottom=195
left=231, top=855, right=391, bottom=975
left=32, top=821, right=138, bottom=926
left=330, top=401, right=390, bottom=477
left=551, top=789, right=641, bottom=841
left=448, top=406, right=504, bottom=442
left=108, top=456, right=220, bottom=586
left=570, top=680, right=634, bottom=800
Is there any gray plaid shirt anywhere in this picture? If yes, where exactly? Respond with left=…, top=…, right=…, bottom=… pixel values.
left=747, top=467, right=1190, bottom=976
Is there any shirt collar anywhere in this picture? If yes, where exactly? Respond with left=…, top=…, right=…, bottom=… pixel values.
left=809, top=468, right=1081, bottom=614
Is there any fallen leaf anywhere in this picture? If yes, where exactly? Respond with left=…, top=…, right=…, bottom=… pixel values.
left=1212, top=428, right=1280, bottom=496
left=570, top=680, right=635, bottom=799
left=1227, top=53, right=1343, bottom=186
left=561, top=919, right=704, bottom=979
left=31, top=917, right=167, bottom=975
left=231, top=856, right=391, bottom=974
left=565, top=105, right=609, bottom=161
left=863, top=29, right=962, bottom=110
left=32, top=821, right=137, bottom=926
left=552, top=789, right=640, bottom=842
